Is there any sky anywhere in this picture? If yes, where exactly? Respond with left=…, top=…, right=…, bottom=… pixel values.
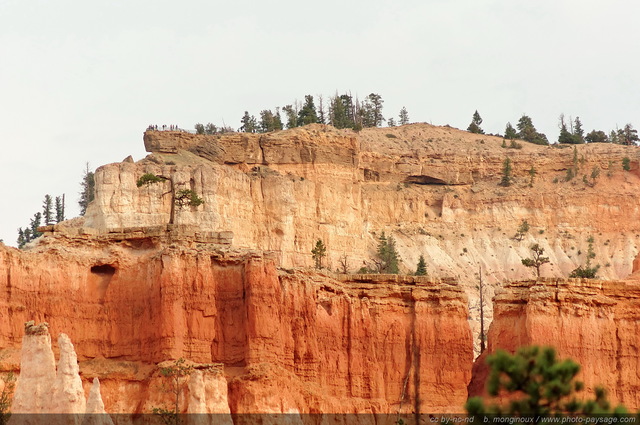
left=1, top=0, right=640, bottom=245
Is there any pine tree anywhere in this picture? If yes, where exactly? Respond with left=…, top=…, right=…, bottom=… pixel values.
left=55, top=195, right=65, bottom=223
left=500, top=157, right=512, bottom=187
left=317, top=95, right=326, bottom=124
left=521, top=243, right=550, bottom=278
left=282, top=105, right=298, bottom=129
left=398, top=107, right=409, bottom=126
left=466, top=346, right=627, bottom=416
left=329, top=94, right=355, bottom=129
left=365, top=93, right=384, bottom=127
left=259, top=109, right=283, bottom=133
left=17, top=228, right=25, bottom=249
left=376, top=232, right=400, bottom=274
left=42, top=195, right=53, bottom=225
left=311, top=239, right=327, bottom=269
left=79, top=163, right=95, bottom=216
left=620, top=123, right=639, bottom=145
left=467, top=110, right=484, bottom=134
left=504, top=122, right=517, bottom=140
left=569, top=236, right=599, bottom=278
left=415, top=255, right=427, bottom=276
left=240, top=111, right=258, bottom=133
left=387, top=117, right=396, bottom=127
left=194, top=123, right=205, bottom=134
left=528, top=165, right=537, bottom=187
left=573, top=116, right=585, bottom=143
left=558, top=114, right=574, bottom=144
left=23, top=228, right=32, bottom=245
left=204, top=123, right=218, bottom=135
left=517, top=114, right=548, bottom=145
left=29, top=213, right=42, bottom=240
left=297, top=95, right=319, bottom=126
left=585, top=130, right=608, bottom=143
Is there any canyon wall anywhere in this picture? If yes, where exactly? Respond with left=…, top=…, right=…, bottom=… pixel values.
left=468, top=275, right=640, bottom=410
left=77, top=124, right=640, bottom=354
left=0, top=240, right=473, bottom=414
left=83, top=124, right=640, bottom=288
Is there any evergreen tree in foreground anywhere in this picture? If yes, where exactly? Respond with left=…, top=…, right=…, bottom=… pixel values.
left=466, top=346, right=627, bottom=416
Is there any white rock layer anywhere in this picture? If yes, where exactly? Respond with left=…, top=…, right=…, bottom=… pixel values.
left=82, top=378, right=114, bottom=425
left=187, top=369, right=233, bottom=425
left=11, top=322, right=56, bottom=414
left=49, top=333, right=86, bottom=414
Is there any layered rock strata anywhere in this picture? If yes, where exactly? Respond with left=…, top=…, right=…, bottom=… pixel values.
left=76, top=124, right=640, bottom=355
left=0, top=241, right=473, bottom=414
left=468, top=276, right=640, bottom=410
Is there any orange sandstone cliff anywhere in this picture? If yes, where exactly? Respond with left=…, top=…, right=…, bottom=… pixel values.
left=0, top=238, right=473, bottom=414
left=5, top=123, right=640, bottom=414
left=80, top=124, right=640, bottom=353
left=468, top=275, right=640, bottom=410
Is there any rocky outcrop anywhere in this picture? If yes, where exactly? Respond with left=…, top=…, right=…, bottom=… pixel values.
left=469, top=277, right=640, bottom=410
left=85, top=124, right=640, bottom=288
left=10, top=323, right=114, bottom=424
left=50, top=334, right=86, bottom=414
left=10, top=322, right=56, bottom=414
left=0, top=241, right=473, bottom=414
left=84, top=379, right=114, bottom=425
left=77, top=124, right=640, bottom=357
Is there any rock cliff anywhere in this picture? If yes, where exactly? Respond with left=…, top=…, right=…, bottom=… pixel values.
left=468, top=275, right=640, bottom=410
left=5, top=123, right=640, bottom=415
left=77, top=124, right=640, bottom=353
left=0, top=240, right=473, bottom=414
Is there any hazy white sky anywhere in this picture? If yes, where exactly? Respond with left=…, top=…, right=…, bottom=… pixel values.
left=2, top=0, right=640, bottom=245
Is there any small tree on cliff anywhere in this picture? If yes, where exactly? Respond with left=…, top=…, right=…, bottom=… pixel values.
left=311, top=239, right=327, bottom=269
left=521, top=243, right=550, bottom=278
left=569, top=236, right=599, bottom=279
left=465, top=346, right=627, bottom=417
left=136, top=173, right=204, bottom=225
left=514, top=220, right=530, bottom=241
left=79, top=163, right=95, bottom=216
left=467, top=110, right=484, bottom=134
left=376, top=232, right=400, bottom=274
left=152, top=358, right=193, bottom=425
left=415, top=255, right=427, bottom=276
left=500, top=157, right=513, bottom=187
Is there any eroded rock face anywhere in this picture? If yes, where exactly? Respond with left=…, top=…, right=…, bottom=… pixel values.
left=50, top=334, right=86, bottom=414
left=187, top=368, right=233, bottom=425
left=10, top=322, right=56, bottom=414
left=81, top=124, right=640, bottom=360
left=0, top=242, right=473, bottom=414
left=84, top=378, right=114, bottom=425
left=469, top=277, right=640, bottom=410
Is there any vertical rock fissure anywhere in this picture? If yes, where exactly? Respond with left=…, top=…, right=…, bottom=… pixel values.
left=411, top=289, right=420, bottom=420
left=397, top=289, right=416, bottom=418
left=615, top=323, right=623, bottom=403
left=258, top=136, right=267, bottom=165
left=347, top=300, right=353, bottom=397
